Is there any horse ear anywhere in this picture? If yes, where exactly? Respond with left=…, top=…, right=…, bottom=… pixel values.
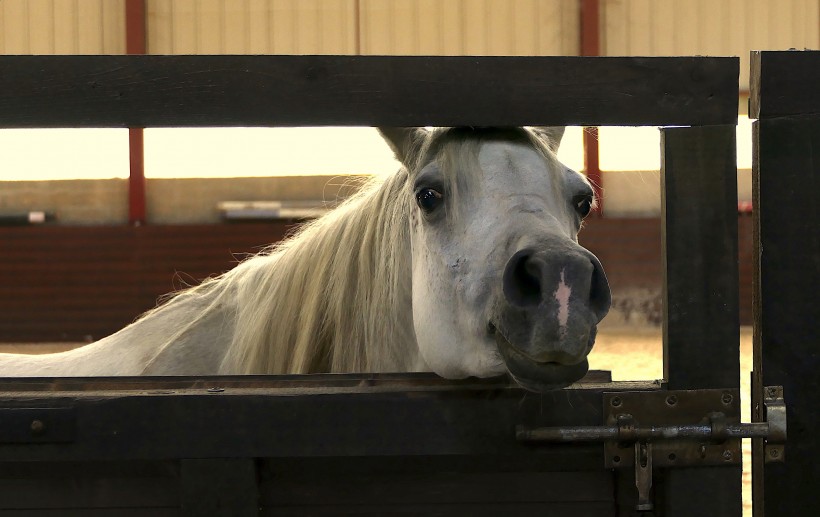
left=378, top=127, right=427, bottom=166
left=529, top=126, right=566, bottom=153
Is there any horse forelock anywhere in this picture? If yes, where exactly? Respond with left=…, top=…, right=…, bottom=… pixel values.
left=409, top=127, right=564, bottom=222
left=217, top=168, right=417, bottom=375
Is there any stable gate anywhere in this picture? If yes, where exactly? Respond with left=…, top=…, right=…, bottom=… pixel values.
left=0, top=52, right=814, bottom=516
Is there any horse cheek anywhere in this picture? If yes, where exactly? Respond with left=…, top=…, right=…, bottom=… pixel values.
left=409, top=242, right=464, bottom=378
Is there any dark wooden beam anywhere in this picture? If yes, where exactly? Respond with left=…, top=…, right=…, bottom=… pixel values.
left=661, top=125, right=740, bottom=390
left=0, top=379, right=654, bottom=463
left=750, top=50, right=820, bottom=119
left=181, top=459, right=259, bottom=517
left=660, top=125, right=741, bottom=516
left=752, top=116, right=820, bottom=516
left=0, top=55, right=738, bottom=128
left=750, top=50, right=820, bottom=516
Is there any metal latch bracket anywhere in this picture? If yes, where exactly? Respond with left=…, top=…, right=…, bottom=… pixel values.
left=602, top=389, right=743, bottom=469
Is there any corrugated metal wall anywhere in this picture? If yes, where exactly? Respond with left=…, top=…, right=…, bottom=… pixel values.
left=146, top=0, right=358, bottom=54
left=2, top=0, right=816, bottom=60
left=2, top=0, right=815, bottom=85
left=0, top=0, right=125, bottom=54
left=601, top=0, right=819, bottom=88
left=144, top=0, right=578, bottom=55
left=358, top=0, right=578, bottom=55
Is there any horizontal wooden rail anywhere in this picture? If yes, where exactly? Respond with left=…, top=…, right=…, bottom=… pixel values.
left=0, top=376, right=657, bottom=463
left=0, top=55, right=738, bottom=128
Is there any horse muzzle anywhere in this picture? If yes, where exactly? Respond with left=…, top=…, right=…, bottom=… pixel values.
left=492, top=242, right=611, bottom=392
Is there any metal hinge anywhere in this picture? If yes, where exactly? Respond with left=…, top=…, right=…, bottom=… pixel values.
left=517, top=387, right=786, bottom=513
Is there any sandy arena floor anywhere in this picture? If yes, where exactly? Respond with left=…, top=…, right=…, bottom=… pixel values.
left=1, top=327, right=755, bottom=514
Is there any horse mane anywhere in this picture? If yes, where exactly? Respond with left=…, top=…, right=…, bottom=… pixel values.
left=198, top=167, right=416, bottom=374
left=135, top=127, right=561, bottom=375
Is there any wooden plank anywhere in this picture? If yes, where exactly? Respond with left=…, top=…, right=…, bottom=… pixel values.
left=0, top=381, right=656, bottom=463
left=660, top=125, right=741, bottom=516
left=259, top=470, right=613, bottom=505
left=180, top=459, right=258, bottom=517
left=260, top=502, right=613, bottom=516
left=0, top=510, right=177, bottom=516
left=0, top=371, right=615, bottom=392
left=750, top=50, right=820, bottom=119
left=752, top=115, right=820, bottom=516
left=0, top=460, right=178, bottom=514
left=0, top=55, right=738, bottom=128
left=661, top=126, right=741, bottom=390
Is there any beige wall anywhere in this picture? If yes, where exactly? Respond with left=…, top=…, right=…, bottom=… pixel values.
left=601, top=0, right=819, bottom=89
left=3, top=0, right=813, bottom=63
left=146, top=0, right=358, bottom=54
left=144, top=0, right=578, bottom=55
left=0, top=176, right=364, bottom=225
left=603, top=169, right=752, bottom=217
left=358, top=0, right=578, bottom=55
left=0, top=179, right=128, bottom=225
left=0, top=0, right=125, bottom=54
left=146, top=175, right=364, bottom=224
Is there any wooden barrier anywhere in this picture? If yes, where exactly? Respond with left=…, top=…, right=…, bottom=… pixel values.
left=751, top=50, right=820, bottom=517
left=0, top=55, right=741, bottom=515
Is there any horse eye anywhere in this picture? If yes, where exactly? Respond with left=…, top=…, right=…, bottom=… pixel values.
left=574, top=195, right=593, bottom=218
left=416, top=188, right=443, bottom=213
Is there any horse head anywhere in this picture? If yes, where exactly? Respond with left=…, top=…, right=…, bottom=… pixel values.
left=381, top=126, right=611, bottom=392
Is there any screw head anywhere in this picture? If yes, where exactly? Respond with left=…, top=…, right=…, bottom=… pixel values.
left=766, top=386, right=782, bottom=399
left=722, top=393, right=734, bottom=405
left=723, top=450, right=733, bottom=461
left=30, top=419, right=45, bottom=434
left=611, top=397, right=622, bottom=407
left=769, top=448, right=781, bottom=458
left=666, top=395, right=678, bottom=406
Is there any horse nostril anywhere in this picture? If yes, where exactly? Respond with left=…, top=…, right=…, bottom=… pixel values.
left=503, top=250, right=543, bottom=307
left=588, top=254, right=612, bottom=321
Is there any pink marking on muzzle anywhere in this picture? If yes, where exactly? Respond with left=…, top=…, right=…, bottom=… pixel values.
left=554, top=269, right=572, bottom=338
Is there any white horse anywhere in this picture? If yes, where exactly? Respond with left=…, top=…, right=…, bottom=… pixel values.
left=0, top=127, right=610, bottom=391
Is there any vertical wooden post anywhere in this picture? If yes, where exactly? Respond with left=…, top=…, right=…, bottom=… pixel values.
left=752, top=113, right=820, bottom=517
left=751, top=53, right=820, bottom=515
left=660, top=125, right=742, bottom=516
left=126, top=0, right=147, bottom=225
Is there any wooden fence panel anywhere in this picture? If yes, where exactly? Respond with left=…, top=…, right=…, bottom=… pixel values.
left=751, top=50, right=820, bottom=517
left=660, top=125, right=742, bottom=516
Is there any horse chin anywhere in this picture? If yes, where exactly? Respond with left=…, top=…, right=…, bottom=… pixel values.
left=494, top=331, right=589, bottom=393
